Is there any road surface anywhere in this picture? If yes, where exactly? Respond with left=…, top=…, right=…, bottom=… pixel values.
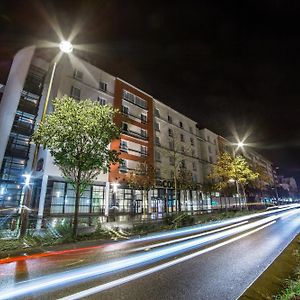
left=0, top=205, right=299, bottom=300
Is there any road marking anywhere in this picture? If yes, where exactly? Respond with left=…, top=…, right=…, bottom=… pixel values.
left=58, top=221, right=276, bottom=300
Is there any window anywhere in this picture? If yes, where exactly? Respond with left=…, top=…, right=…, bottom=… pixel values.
left=120, top=140, right=128, bottom=152
left=209, top=156, right=213, bottom=163
left=141, top=146, right=147, bottom=157
left=73, top=69, right=83, bottom=80
left=154, top=108, right=160, bottom=117
left=119, top=160, right=127, bottom=173
left=70, top=86, right=80, bottom=100
left=179, top=121, right=183, bottom=128
left=169, top=156, right=175, bottom=166
left=156, top=168, right=161, bottom=179
left=122, top=105, right=129, bottom=115
left=168, top=128, right=173, bottom=137
left=122, top=123, right=128, bottom=132
left=155, top=151, right=161, bottom=162
left=181, top=146, right=185, bottom=154
left=208, top=145, right=212, bottom=153
left=141, top=114, right=147, bottom=124
left=207, top=136, right=210, bottom=142
left=98, top=97, right=106, bottom=105
left=190, top=138, right=194, bottom=146
left=180, top=134, right=185, bottom=142
left=192, top=149, right=195, bottom=157
left=141, top=129, right=147, bottom=139
left=155, top=136, right=160, bottom=146
left=99, top=81, right=107, bottom=92
left=168, top=115, right=172, bottom=123
left=192, top=174, right=197, bottom=182
left=169, top=140, right=174, bottom=150
left=192, top=162, right=197, bottom=171
left=189, top=126, right=193, bottom=134
left=155, top=122, right=160, bottom=131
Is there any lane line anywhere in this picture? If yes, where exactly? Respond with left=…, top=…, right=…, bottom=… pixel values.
left=58, top=221, right=276, bottom=300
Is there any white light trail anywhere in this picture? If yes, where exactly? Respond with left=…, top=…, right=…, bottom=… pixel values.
left=1, top=209, right=295, bottom=300
left=107, top=204, right=300, bottom=249
left=58, top=221, right=276, bottom=300
left=128, top=220, right=249, bottom=253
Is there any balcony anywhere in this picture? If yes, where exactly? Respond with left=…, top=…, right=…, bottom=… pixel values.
left=5, top=147, right=28, bottom=159
left=17, top=98, right=38, bottom=116
left=122, top=129, right=148, bottom=141
left=122, top=111, right=147, bottom=124
left=12, top=121, right=33, bottom=136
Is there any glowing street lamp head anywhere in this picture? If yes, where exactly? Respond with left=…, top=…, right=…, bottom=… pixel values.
left=237, top=141, right=245, bottom=149
left=112, top=182, right=120, bottom=193
left=22, top=174, right=31, bottom=186
left=59, top=40, right=73, bottom=53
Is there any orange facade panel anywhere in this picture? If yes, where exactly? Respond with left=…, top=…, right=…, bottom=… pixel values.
left=109, top=78, right=154, bottom=183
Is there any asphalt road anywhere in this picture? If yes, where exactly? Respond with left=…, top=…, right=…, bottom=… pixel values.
left=0, top=205, right=299, bottom=300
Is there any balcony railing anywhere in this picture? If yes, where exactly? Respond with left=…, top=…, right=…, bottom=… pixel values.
left=17, top=98, right=38, bottom=116
left=12, top=121, right=33, bottom=136
left=122, top=111, right=147, bottom=124
left=122, top=129, right=148, bottom=141
left=121, top=147, right=148, bottom=158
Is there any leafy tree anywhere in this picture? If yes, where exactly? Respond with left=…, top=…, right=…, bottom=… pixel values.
left=33, top=96, right=120, bottom=237
left=126, top=162, right=156, bottom=213
left=208, top=152, right=259, bottom=209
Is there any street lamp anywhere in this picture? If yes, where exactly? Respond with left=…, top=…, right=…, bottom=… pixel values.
left=20, top=40, right=73, bottom=236
left=231, top=139, right=247, bottom=210
left=19, top=173, right=32, bottom=238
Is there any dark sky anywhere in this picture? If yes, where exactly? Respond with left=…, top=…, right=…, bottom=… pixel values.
left=1, top=0, right=300, bottom=183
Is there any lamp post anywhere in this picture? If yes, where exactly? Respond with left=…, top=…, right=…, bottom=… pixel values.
left=19, top=41, right=73, bottom=237
left=232, top=141, right=245, bottom=210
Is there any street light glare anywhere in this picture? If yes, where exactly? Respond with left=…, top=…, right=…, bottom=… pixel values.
left=59, top=40, right=73, bottom=53
left=237, top=142, right=244, bottom=148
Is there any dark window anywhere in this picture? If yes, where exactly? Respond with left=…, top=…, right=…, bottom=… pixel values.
left=70, top=86, right=80, bottom=100
left=141, top=114, right=147, bottom=124
left=73, top=69, right=83, bottom=80
left=98, top=97, right=106, bottom=105
left=122, top=105, right=129, bottom=115
left=99, top=81, right=107, bottom=92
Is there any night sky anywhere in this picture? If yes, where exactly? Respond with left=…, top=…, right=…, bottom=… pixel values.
left=1, top=0, right=300, bottom=184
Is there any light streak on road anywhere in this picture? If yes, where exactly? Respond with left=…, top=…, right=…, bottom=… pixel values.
left=0, top=205, right=298, bottom=266
left=105, top=204, right=300, bottom=250
left=128, top=220, right=249, bottom=253
left=0, top=244, right=111, bottom=265
left=59, top=221, right=276, bottom=300
left=1, top=209, right=296, bottom=300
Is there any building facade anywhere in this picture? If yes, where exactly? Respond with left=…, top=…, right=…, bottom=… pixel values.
left=0, top=46, right=280, bottom=220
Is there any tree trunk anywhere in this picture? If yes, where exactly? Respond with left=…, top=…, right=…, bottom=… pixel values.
left=73, top=179, right=81, bottom=239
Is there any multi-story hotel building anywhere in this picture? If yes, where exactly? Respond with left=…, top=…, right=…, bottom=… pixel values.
left=0, top=46, right=278, bottom=220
